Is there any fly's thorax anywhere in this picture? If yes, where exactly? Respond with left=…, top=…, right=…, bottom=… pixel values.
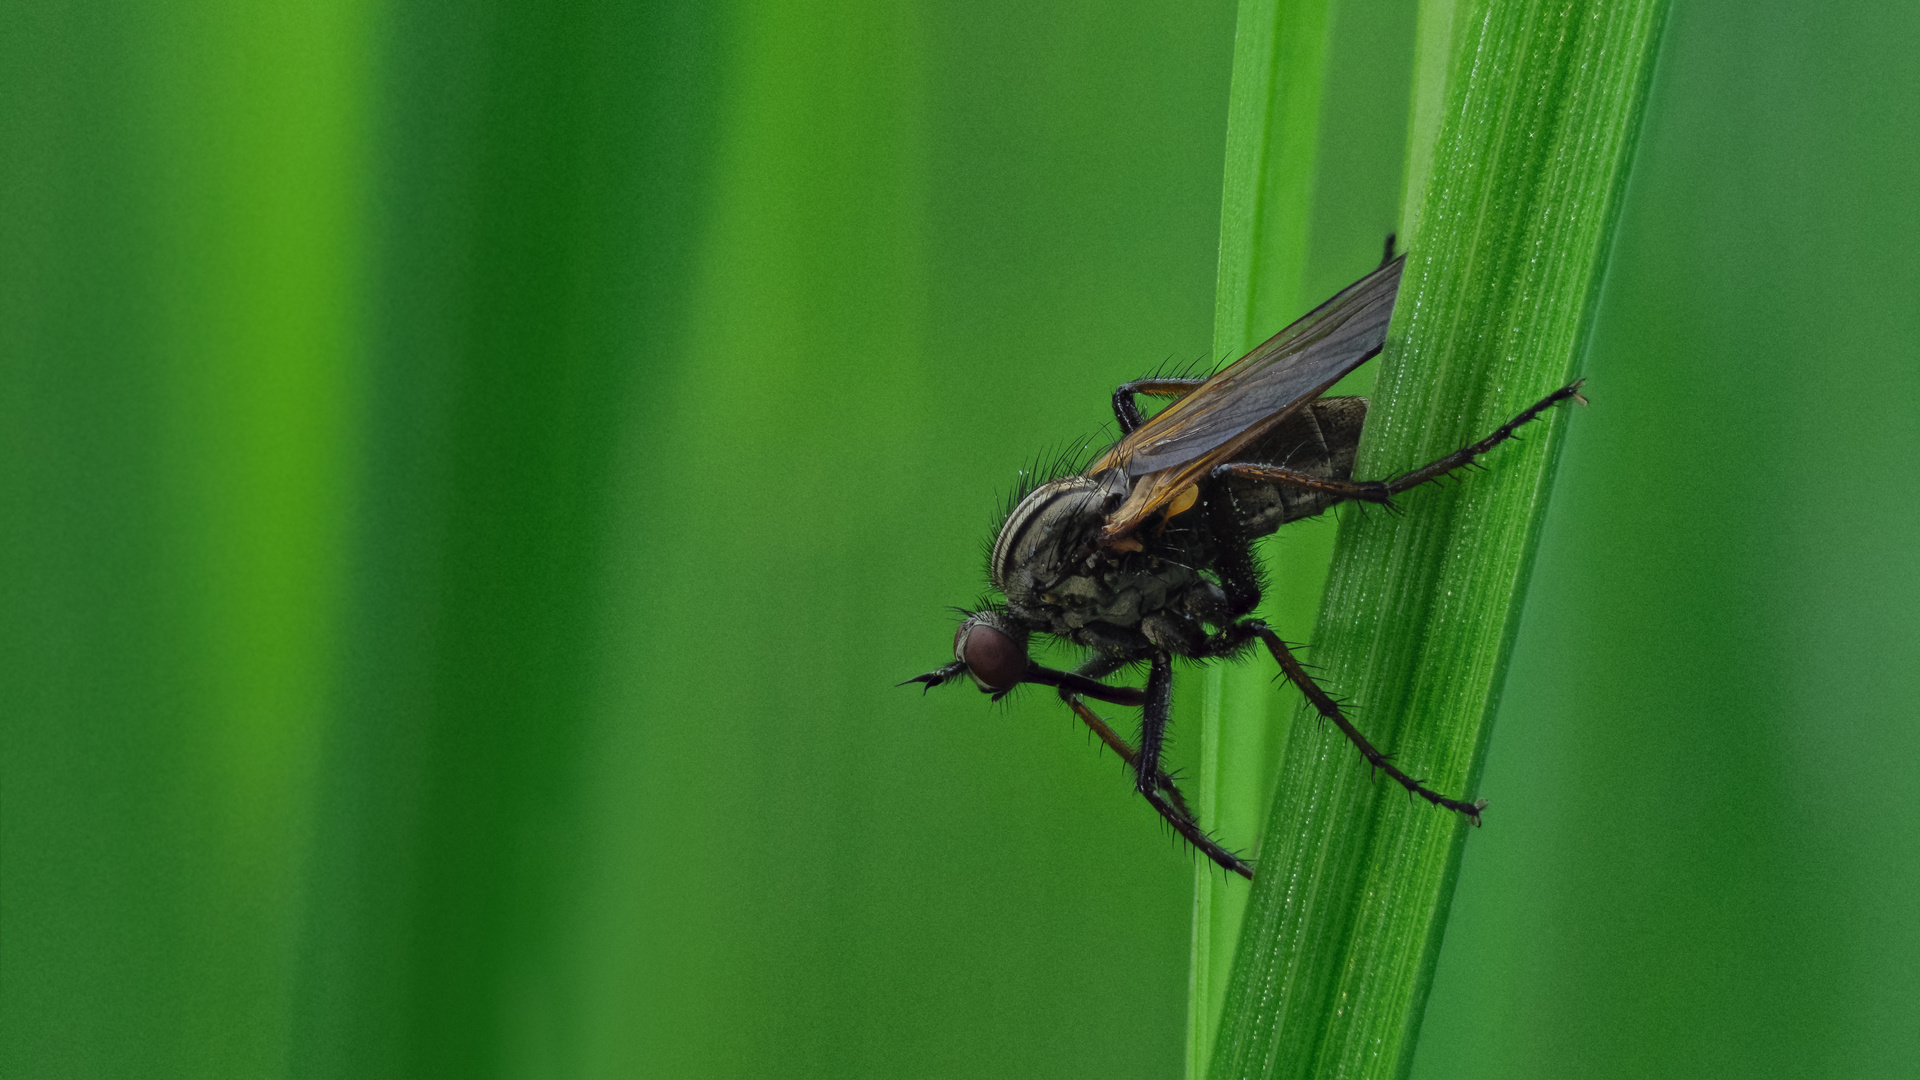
left=990, top=469, right=1127, bottom=604
left=1003, top=554, right=1229, bottom=650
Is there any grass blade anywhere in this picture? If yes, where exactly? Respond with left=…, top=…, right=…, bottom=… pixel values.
left=1188, top=4, right=1333, bottom=1075
left=1188, top=0, right=1425, bottom=1072
left=1208, top=1, right=1669, bottom=1077
left=1190, top=2, right=1436, bottom=1068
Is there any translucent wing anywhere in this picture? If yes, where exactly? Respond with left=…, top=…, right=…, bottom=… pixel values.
left=1089, top=256, right=1403, bottom=539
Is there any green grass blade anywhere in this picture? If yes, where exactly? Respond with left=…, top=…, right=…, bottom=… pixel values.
left=1189, top=1, right=1428, bottom=1074
left=1212, top=0, right=1333, bottom=353
left=1208, top=1, right=1669, bottom=1078
left=1189, top=5, right=1332, bottom=1076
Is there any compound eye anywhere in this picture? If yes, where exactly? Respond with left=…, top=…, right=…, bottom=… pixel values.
left=956, top=619, right=1028, bottom=694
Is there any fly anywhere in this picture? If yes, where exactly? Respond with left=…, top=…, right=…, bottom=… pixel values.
left=904, top=245, right=1584, bottom=879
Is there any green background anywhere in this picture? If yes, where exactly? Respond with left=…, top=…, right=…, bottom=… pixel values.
left=2, top=2, right=1915, bottom=1079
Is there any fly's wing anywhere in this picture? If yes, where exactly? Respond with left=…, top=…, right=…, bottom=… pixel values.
left=1089, top=256, right=1402, bottom=539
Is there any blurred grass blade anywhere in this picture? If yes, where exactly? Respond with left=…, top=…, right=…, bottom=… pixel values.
left=1188, top=4, right=1332, bottom=1076
left=1209, top=1, right=1669, bottom=1078
left=1212, top=0, right=1331, bottom=351
left=1188, top=2, right=1424, bottom=1074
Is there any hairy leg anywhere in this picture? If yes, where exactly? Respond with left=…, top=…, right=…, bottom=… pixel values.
left=1112, top=377, right=1207, bottom=434
left=1211, top=379, right=1585, bottom=506
left=1059, top=650, right=1253, bottom=879
left=1197, top=619, right=1485, bottom=822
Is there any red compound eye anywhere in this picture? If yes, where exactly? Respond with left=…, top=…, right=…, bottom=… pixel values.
left=955, top=618, right=1028, bottom=693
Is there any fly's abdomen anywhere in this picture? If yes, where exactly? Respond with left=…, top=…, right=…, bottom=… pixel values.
left=1224, top=396, right=1368, bottom=537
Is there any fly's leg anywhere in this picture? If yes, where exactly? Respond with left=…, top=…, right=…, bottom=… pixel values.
left=1055, top=651, right=1252, bottom=878
left=1210, top=380, right=1586, bottom=505
left=1058, top=651, right=1194, bottom=820
left=1240, top=619, right=1487, bottom=823
left=1141, top=650, right=1254, bottom=878
left=1142, top=786, right=1254, bottom=880
left=1208, top=465, right=1384, bottom=502
left=1372, top=379, right=1587, bottom=496
left=1112, top=378, right=1208, bottom=434
left=907, top=638, right=1250, bottom=876
left=1055, top=677, right=1195, bottom=824
left=1202, top=488, right=1266, bottom=619
left=1135, top=652, right=1173, bottom=797
left=1035, top=651, right=1188, bottom=816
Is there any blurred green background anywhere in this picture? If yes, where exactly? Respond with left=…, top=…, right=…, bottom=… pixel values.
left=2, top=2, right=1915, bottom=1079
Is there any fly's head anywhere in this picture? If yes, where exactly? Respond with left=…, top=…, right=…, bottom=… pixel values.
left=903, top=463, right=1217, bottom=697
left=950, top=609, right=1029, bottom=698
left=900, top=469, right=1122, bottom=700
